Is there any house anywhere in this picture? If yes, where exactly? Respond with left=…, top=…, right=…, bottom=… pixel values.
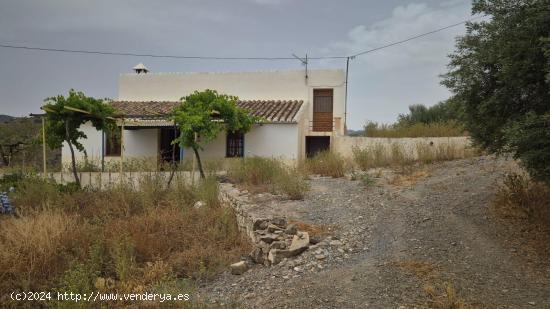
left=62, top=65, right=347, bottom=167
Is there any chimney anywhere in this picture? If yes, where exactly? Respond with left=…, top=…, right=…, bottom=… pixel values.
left=133, top=63, right=149, bottom=74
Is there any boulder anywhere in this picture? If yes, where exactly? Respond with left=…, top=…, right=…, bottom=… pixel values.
left=250, top=247, right=265, bottom=264
left=253, top=218, right=269, bottom=231
left=288, top=231, right=310, bottom=255
left=193, top=201, right=205, bottom=209
left=259, top=234, right=279, bottom=244
left=267, top=224, right=283, bottom=233
left=268, top=249, right=292, bottom=265
left=230, top=261, right=248, bottom=275
left=270, top=241, right=287, bottom=249
left=271, top=217, right=287, bottom=228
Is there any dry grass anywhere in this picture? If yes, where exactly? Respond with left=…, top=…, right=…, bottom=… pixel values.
left=289, top=221, right=333, bottom=238
left=393, top=261, right=480, bottom=308
left=393, top=260, right=439, bottom=280
left=303, top=151, right=347, bottom=178
left=352, top=141, right=477, bottom=172
left=227, top=157, right=309, bottom=200
left=0, top=176, right=250, bottom=307
left=423, top=283, right=478, bottom=309
left=493, top=173, right=550, bottom=226
left=364, top=122, right=466, bottom=138
left=390, top=169, right=430, bottom=186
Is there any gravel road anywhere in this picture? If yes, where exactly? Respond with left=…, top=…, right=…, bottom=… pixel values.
left=200, top=156, right=550, bottom=308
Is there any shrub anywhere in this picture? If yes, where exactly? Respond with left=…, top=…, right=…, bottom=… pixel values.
left=493, top=173, right=550, bottom=226
left=304, top=151, right=347, bottom=178
left=275, top=167, right=310, bottom=200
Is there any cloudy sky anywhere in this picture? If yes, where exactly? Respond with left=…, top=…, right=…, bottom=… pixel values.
left=0, top=0, right=474, bottom=129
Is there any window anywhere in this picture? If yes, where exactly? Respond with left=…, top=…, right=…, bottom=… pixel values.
left=226, top=131, right=244, bottom=157
left=105, top=127, right=121, bottom=156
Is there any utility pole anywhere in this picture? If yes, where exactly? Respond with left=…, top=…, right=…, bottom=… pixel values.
left=42, top=117, right=47, bottom=178
left=344, top=56, right=354, bottom=135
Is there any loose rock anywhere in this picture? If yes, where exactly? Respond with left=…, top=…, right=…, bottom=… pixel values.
left=230, top=261, right=248, bottom=275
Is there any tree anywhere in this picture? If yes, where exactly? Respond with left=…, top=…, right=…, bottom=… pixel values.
left=442, top=0, right=550, bottom=183
left=42, top=90, right=116, bottom=186
left=0, top=117, right=41, bottom=167
left=171, top=90, right=260, bottom=179
left=396, top=99, right=463, bottom=127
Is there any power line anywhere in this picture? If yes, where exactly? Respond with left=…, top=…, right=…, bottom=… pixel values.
left=349, top=15, right=485, bottom=58
left=0, top=44, right=299, bottom=60
left=0, top=15, right=484, bottom=61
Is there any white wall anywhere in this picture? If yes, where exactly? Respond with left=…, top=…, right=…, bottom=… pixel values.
left=181, top=124, right=299, bottom=161
left=332, top=136, right=471, bottom=160
left=119, top=69, right=343, bottom=104
left=245, top=124, right=299, bottom=160
left=61, top=122, right=103, bottom=165
left=124, top=129, right=158, bottom=157
left=119, top=69, right=346, bottom=160
left=61, top=122, right=159, bottom=166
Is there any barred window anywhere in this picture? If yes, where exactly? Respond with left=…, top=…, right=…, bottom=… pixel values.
left=226, top=131, right=244, bottom=157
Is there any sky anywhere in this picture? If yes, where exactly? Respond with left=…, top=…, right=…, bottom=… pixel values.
left=0, top=0, right=474, bottom=129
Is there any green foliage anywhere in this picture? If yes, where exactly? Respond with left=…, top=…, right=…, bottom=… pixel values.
left=442, top=0, right=550, bottom=182
left=396, top=99, right=462, bottom=127
left=171, top=90, right=261, bottom=178
left=0, top=117, right=43, bottom=167
left=42, top=90, right=116, bottom=185
left=110, top=234, right=135, bottom=281
left=55, top=262, right=96, bottom=309
left=504, top=113, right=550, bottom=184
left=43, top=90, right=116, bottom=152
left=0, top=172, right=25, bottom=191
left=274, top=167, right=310, bottom=200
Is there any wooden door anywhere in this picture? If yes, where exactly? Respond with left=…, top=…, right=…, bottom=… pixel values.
left=313, top=89, right=333, bottom=132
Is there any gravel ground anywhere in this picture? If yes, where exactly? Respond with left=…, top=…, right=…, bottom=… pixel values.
left=199, top=156, right=550, bottom=308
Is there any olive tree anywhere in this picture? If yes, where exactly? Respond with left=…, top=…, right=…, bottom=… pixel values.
left=442, top=0, right=550, bottom=183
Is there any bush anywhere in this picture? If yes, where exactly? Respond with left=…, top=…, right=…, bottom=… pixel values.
left=275, top=167, right=310, bottom=200
left=304, top=151, right=347, bottom=178
left=493, top=173, right=550, bottom=226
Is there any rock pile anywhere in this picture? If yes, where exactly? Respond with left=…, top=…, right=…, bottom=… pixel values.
left=249, top=217, right=310, bottom=266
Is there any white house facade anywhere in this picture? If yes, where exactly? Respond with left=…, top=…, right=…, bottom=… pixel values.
left=62, top=67, right=347, bottom=167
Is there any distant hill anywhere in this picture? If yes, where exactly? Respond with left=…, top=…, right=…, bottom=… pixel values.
left=0, top=115, right=14, bottom=123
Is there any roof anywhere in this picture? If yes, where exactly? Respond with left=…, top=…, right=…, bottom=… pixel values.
left=110, top=100, right=303, bottom=124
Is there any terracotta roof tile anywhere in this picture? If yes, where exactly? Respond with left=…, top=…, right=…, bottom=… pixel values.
left=110, top=100, right=303, bottom=123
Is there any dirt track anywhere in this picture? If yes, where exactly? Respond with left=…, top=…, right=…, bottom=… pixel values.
left=202, top=156, right=550, bottom=308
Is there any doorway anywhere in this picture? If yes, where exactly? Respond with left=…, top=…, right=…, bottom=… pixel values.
left=306, top=136, right=330, bottom=158
left=159, top=128, right=181, bottom=163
